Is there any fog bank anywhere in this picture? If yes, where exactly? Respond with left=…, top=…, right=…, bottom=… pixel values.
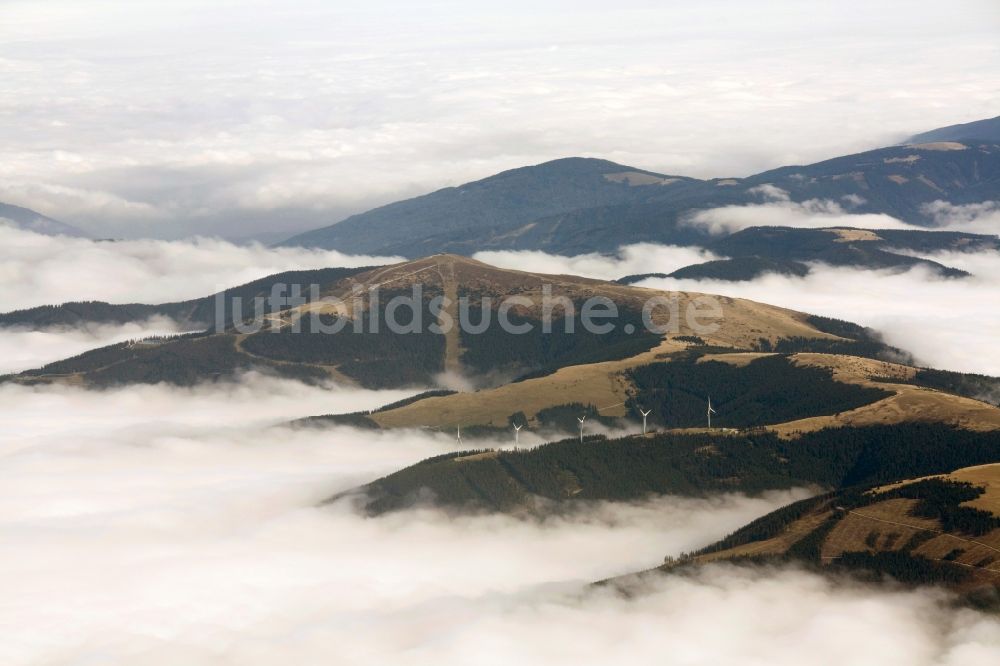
left=0, top=226, right=399, bottom=311
left=0, top=375, right=823, bottom=664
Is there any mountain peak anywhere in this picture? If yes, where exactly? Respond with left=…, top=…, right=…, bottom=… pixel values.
left=507, top=156, right=658, bottom=176
left=279, top=156, right=679, bottom=256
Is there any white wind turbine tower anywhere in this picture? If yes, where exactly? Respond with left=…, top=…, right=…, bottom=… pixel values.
left=577, top=415, right=587, bottom=443
left=707, top=396, right=717, bottom=429
left=456, top=423, right=463, bottom=446
left=639, top=408, right=652, bottom=435
left=513, top=423, right=523, bottom=447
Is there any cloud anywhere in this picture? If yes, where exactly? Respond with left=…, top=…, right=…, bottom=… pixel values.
left=922, top=200, right=1000, bottom=235
left=683, top=186, right=919, bottom=235
left=0, top=226, right=400, bottom=311
left=2, top=374, right=997, bottom=663
left=0, top=181, right=163, bottom=223
left=1, top=0, right=998, bottom=237
left=474, top=243, right=717, bottom=281
left=430, top=565, right=1000, bottom=666
left=640, top=259, right=1000, bottom=375
left=0, top=374, right=822, bottom=664
left=0, top=317, right=186, bottom=375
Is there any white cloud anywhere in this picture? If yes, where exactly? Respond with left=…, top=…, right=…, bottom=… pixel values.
left=1, top=375, right=997, bottom=663
left=0, top=226, right=399, bottom=311
left=748, top=183, right=792, bottom=202
left=474, top=243, right=717, bottom=281
left=0, top=317, right=186, bottom=375
left=922, top=200, right=1000, bottom=235
left=637, top=257, right=1000, bottom=375
left=0, top=375, right=821, bottom=664
left=0, top=181, right=163, bottom=223
left=683, top=186, right=919, bottom=235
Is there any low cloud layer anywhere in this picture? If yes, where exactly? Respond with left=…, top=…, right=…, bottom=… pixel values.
left=474, top=243, right=717, bottom=282
left=666, top=262, right=1000, bottom=375
left=682, top=188, right=1000, bottom=237
left=2, top=376, right=998, bottom=663
left=0, top=317, right=185, bottom=375
left=682, top=186, right=919, bottom=235
left=923, top=200, right=1000, bottom=235
left=0, top=375, right=825, bottom=664
left=0, top=226, right=399, bottom=311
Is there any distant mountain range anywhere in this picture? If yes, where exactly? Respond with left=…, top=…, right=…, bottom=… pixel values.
left=0, top=202, right=86, bottom=238
left=4, top=116, right=998, bottom=262
left=280, top=143, right=1000, bottom=260
left=281, top=157, right=692, bottom=255
left=279, top=116, right=1000, bottom=280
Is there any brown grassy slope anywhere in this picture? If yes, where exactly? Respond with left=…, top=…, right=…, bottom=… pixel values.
left=303, top=254, right=838, bottom=347
left=373, top=347, right=1000, bottom=434
left=692, top=465, right=1000, bottom=589
left=771, top=353, right=1000, bottom=435
left=352, top=260, right=1000, bottom=433
left=6, top=254, right=845, bottom=390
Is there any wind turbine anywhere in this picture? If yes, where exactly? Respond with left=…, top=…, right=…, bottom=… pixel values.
left=456, top=423, right=463, bottom=445
left=513, top=423, right=523, bottom=447
left=707, top=396, right=717, bottom=429
left=639, top=408, right=652, bottom=435
left=577, top=415, right=587, bottom=443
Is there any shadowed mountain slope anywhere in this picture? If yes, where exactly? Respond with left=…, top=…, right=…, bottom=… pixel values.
left=3, top=255, right=890, bottom=390
left=907, top=114, right=1000, bottom=144
left=281, top=157, right=695, bottom=255
left=281, top=136, right=1000, bottom=258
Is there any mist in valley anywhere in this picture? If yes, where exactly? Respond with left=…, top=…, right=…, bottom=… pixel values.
left=2, top=375, right=998, bottom=663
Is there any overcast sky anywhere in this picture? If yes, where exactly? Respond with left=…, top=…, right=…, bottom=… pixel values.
left=1, top=0, right=998, bottom=239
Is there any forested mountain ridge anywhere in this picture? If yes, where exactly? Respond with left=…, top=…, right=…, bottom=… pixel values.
left=1, top=255, right=902, bottom=390
left=280, top=134, right=1000, bottom=259
left=617, top=226, right=1000, bottom=283
left=321, top=337, right=1000, bottom=519
left=326, top=352, right=1000, bottom=516
left=280, top=157, right=692, bottom=255
left=336, top=423, right=1000, bottom=516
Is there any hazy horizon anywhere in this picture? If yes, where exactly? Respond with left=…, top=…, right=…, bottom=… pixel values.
left=1, top=0, right=998, bottom=240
